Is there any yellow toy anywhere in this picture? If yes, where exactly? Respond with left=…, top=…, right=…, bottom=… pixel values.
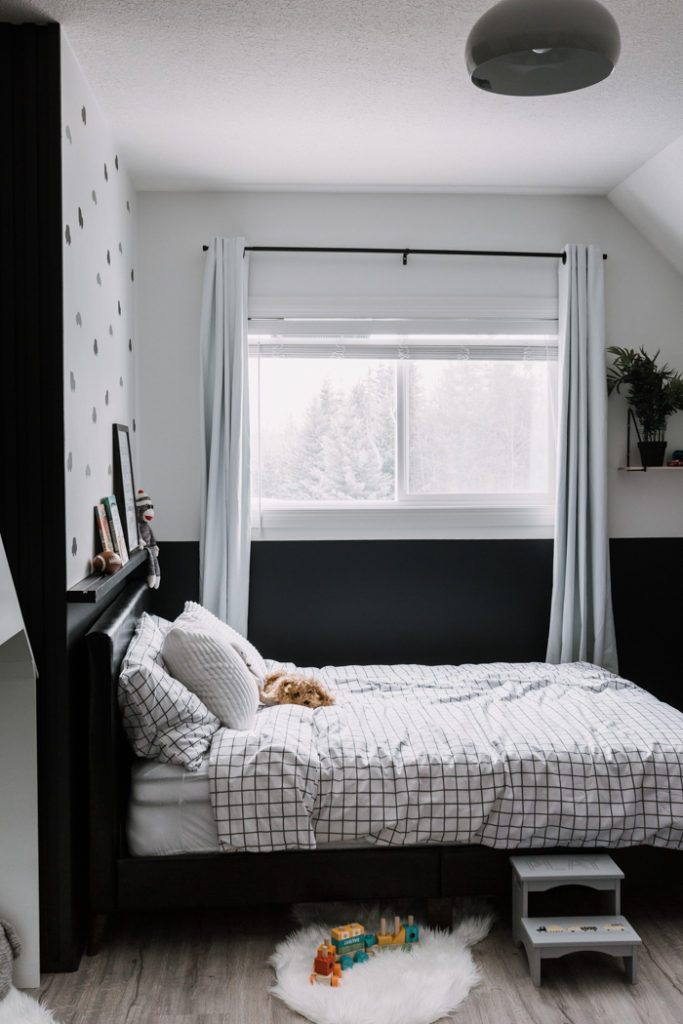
left=376, top=915, right=419, bottom=949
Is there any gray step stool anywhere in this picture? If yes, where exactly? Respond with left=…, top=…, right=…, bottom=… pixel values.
left=510, top=854, right=640, bottom=985
left=510, top=854, right=624, bottom=946
left=519, top=915, right=641, bottom=986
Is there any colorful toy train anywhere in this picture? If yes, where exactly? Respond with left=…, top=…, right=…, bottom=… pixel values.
left=310, top=916, right=419, bottom=986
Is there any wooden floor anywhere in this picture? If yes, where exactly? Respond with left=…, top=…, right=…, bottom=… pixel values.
left=32, top=885, right=683, bottom=1023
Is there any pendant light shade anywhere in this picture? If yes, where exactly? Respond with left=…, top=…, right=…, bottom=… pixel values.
left=465, top=0, right=620, bottom=96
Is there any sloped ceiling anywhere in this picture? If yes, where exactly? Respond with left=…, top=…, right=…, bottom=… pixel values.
left=609, top=137, right=683, bottom=277
left=3, top=0, right=683, bottom=268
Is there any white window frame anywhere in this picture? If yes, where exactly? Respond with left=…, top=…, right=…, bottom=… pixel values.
left=248, top=296, right=558, bottom=541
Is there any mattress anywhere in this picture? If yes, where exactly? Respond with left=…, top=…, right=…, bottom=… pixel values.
left=127, top=758, right=374, bottom=856
left=127, top=758, right=220, bottom=856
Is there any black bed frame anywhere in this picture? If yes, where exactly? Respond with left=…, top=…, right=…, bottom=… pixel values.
left=85, top=580, right=683, bottom=951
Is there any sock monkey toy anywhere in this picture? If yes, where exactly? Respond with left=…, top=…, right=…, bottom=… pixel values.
left=135, top=489, right=161, bottom=589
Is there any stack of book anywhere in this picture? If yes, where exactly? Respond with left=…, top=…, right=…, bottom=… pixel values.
left=94, top=495, right=129, bottom=565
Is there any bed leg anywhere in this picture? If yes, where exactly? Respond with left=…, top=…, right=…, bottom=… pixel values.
left=86, top=913, right=108, bottom=955
left=426, top=897, right=453, bottom=931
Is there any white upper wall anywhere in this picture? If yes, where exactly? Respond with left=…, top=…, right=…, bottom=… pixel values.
left=137, top=190, right=683, bottom=542
left=61, top=33, right=138, bottom=586
left=609, top=133, right=683, bottom=278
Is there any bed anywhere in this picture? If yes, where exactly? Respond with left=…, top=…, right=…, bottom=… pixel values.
left=84, top=579, right=683, bottom=952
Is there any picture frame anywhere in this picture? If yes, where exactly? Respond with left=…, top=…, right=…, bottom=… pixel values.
left=112, top=423, right=139, bottom=553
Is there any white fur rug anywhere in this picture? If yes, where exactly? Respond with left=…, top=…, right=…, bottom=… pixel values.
left=269, top=902, right=493, bottom=1024
left=0, top=987, right=59, bottom=1023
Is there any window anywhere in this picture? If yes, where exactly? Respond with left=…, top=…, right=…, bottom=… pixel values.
left=249, top=305, right=557, bottom=539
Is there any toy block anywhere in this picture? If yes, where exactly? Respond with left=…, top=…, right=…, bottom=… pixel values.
left=331, top=923, right=364, bottom=943
left=310, top=963, right=341, bottom=986
left=376, top=917, right=392, bottom=946
left=314, top=942, right=336, bottom=976
left=313, top=959, right=334, bottom=976
left=334, top=936, right=366, bottom=957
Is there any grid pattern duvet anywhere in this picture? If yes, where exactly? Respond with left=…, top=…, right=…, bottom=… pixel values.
left=208, top=661, right=683, bottom=853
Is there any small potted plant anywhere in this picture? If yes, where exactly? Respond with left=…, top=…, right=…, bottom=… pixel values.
left=606, top=346, right=683, bottom=466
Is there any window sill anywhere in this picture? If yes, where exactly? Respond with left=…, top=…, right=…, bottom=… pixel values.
left=251, top=505, right=555, bottom=541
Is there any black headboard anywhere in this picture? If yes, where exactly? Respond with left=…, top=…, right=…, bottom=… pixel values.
left=85, top=580, right=154, bottom=912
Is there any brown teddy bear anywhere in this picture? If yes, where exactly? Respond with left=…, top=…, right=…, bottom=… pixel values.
left=260, top=670, right=335, bottom=709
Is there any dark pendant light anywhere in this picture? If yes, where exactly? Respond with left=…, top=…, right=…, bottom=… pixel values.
left=465, top=0, right=621, bottom=96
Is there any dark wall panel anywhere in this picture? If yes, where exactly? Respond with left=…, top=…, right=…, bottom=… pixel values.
left=161, top=537, right=681, bottom=710
left=610, top=537, right=683, bottom=708
left=248, top=539, right=554, bottom=665
left=148, top=541, right=200, bottom=621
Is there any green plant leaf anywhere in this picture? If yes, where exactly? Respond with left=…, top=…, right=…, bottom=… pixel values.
left=605, top=345, right=683, bottom=440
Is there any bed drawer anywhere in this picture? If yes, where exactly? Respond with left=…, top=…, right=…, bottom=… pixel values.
left=118, top=846, right=442, bottom=909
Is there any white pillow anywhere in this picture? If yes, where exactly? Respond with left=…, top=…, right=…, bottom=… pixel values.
left=119, top=612, right=219, bottom=769
left=162, top=604, right=261, bottom=729
left=180, top=601, right=266, bottom=685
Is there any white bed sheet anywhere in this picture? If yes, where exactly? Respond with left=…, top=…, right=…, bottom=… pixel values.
left=127, top=758, right=220, bottom=856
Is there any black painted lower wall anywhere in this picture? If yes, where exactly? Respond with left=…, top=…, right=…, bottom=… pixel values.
left=248, top=539, right=554, bottom=666
left=609, top=537, right=681, bottom=708
left=154, top=537, right=683, bottom=709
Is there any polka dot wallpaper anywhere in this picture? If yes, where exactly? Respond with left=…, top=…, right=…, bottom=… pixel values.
left=61, top=35, right=137, bottom=586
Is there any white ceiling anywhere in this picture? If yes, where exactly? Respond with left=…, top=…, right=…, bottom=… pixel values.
left=3, top=0, right=683, bottom=194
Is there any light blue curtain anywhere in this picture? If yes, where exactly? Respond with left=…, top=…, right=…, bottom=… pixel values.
left=199, top=237, right=251, bottom=633
left=546, top=244, right=618, bottom=672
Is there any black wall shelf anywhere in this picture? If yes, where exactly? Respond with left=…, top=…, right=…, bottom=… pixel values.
left=618, top=466, right=683, bottom=472
left=67, top=548, right=147, bottom=603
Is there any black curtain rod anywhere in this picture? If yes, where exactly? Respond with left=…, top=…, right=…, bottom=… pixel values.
left=201, top=244, right=607, bottom=264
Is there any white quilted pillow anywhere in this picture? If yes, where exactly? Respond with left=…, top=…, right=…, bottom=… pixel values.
left=162, top=604, right=261, bottom=729
left=179, top=601, right=267, bottom=685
